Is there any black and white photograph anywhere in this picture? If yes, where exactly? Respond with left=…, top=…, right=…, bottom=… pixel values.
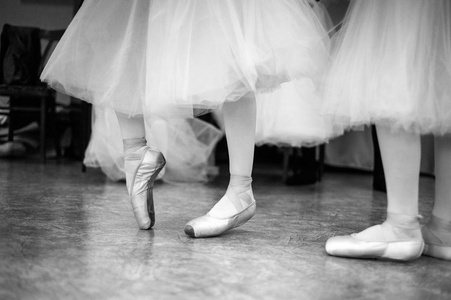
left=0, top=0, right=450, bottom=299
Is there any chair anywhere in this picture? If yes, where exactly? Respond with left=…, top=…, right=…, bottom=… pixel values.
left=0, top=24, right=65, bottom=163
left=282, top=144, right=326, bottom=183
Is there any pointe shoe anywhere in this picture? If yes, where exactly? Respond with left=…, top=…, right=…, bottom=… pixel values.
left=127, top=148, right=166, bottom=230
left=325, top=233, right=424, bottom=261
left=184, top=201, right=256, bottom=238
left=325, top=216, right=424, bottom=261
left=422, top=216, right=451, bottom=260
left=184, top=181, right=256, bottom=238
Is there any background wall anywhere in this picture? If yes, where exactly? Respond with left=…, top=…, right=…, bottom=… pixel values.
left=0, top=0, right=77, bottom=105
left=322, top=0, right=350, bottom=26
left=0, top=0, right=73, bottom=31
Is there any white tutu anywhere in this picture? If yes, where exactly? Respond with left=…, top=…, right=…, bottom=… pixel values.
left=255, top=77, right=341, bottom=147
left=321, top=0, right=451, bottom=135
left=84, top=108, right=223, bottom=183
left=255, top=1, right=340, bottom=147
left=41, top=0, right=330, bottom=118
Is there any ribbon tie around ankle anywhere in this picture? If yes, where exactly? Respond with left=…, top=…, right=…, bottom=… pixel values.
left=386, top=212, right=422, bottom=230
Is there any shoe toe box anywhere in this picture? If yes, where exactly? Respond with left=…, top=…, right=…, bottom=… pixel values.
left=184, top=225, right=196, bottom=237
left=325, top=235, right=388, bottom=258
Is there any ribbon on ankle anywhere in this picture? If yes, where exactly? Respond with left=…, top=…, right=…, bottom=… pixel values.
left=386, top=212, right=422, bottom=230
left=227, top=174, right=254, bottom=211
left=229, top=174, right=252, bottom=187
left=123, top=138, right=146, bottom=150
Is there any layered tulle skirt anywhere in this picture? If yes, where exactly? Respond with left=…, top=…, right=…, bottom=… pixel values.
left=321, top=0, right=451, bottom=135
left=255, top=2, right=340, bottom=147
left=84, top=107, right=223, bottom=183
left=41, top=0, right=330, bottom=120
left=255, top=78, right=339, bottom=148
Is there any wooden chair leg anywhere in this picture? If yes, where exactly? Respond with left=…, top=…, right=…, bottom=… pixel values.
left=282, top=147, right=298, bottom=182
left=372, top=125, right=386, bottom=192
left=282, top=148, right=291, bottom=182
left=80, top=102, right=92, bottom=172
left=8, top=99, right=14, bottom=142
left=52, top=101, right=61, bottom=158
left=318, top=144, right=325, bottom=181
left=40, top=97, right=47, bottom=164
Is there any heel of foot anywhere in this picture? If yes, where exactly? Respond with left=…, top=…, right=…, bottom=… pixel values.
left=235, top=201, right=256, bottom=228
left=383, top=240, right=424, bottom=261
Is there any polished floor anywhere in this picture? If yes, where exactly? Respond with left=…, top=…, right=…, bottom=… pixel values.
left=0, top=159, right=450, bottom=300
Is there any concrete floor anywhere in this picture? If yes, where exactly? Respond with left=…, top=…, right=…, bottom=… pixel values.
left=0, top=159, right=450, bottom=300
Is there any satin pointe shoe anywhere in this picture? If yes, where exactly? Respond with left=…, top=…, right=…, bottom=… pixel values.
left=126, top=147, right=166, bottom=230
left=184, top=175, right=256, bottom=238
left=422, top=216, right=451, bottom=260
left=325, top=214, right=424, bottom=261
left=184, top=201, right=256, bottom=238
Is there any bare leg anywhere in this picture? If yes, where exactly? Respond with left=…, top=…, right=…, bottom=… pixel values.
left=223, top=92, right=256, bottom=177
left=326, top=126, right=423, bottom=260
left=353, top=126, right=422, bottom=242
left=432, top=135, right=451, bottom=219
left=185, top=93, right=257, bottom=237
left=208, top=93, right=256, bottom=218
left=376, top=126, right=420, bottom=216
left=422, top=135, right=451, bottom=260
left=116, top=113, right=146, bottom=140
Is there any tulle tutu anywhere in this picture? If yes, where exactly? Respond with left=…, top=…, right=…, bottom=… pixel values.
left=255, top=1, right=340, bottom=147
left=321, top=0, right=451, bottom=135
left=84, top=108, right=223, bottom=183
left=41, top=0, right=330, bottom=118
left=255, top=78, right=341, bottom=148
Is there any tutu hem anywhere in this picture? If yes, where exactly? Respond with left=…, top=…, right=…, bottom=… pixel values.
left=321, top=0, right=451, bottom=135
